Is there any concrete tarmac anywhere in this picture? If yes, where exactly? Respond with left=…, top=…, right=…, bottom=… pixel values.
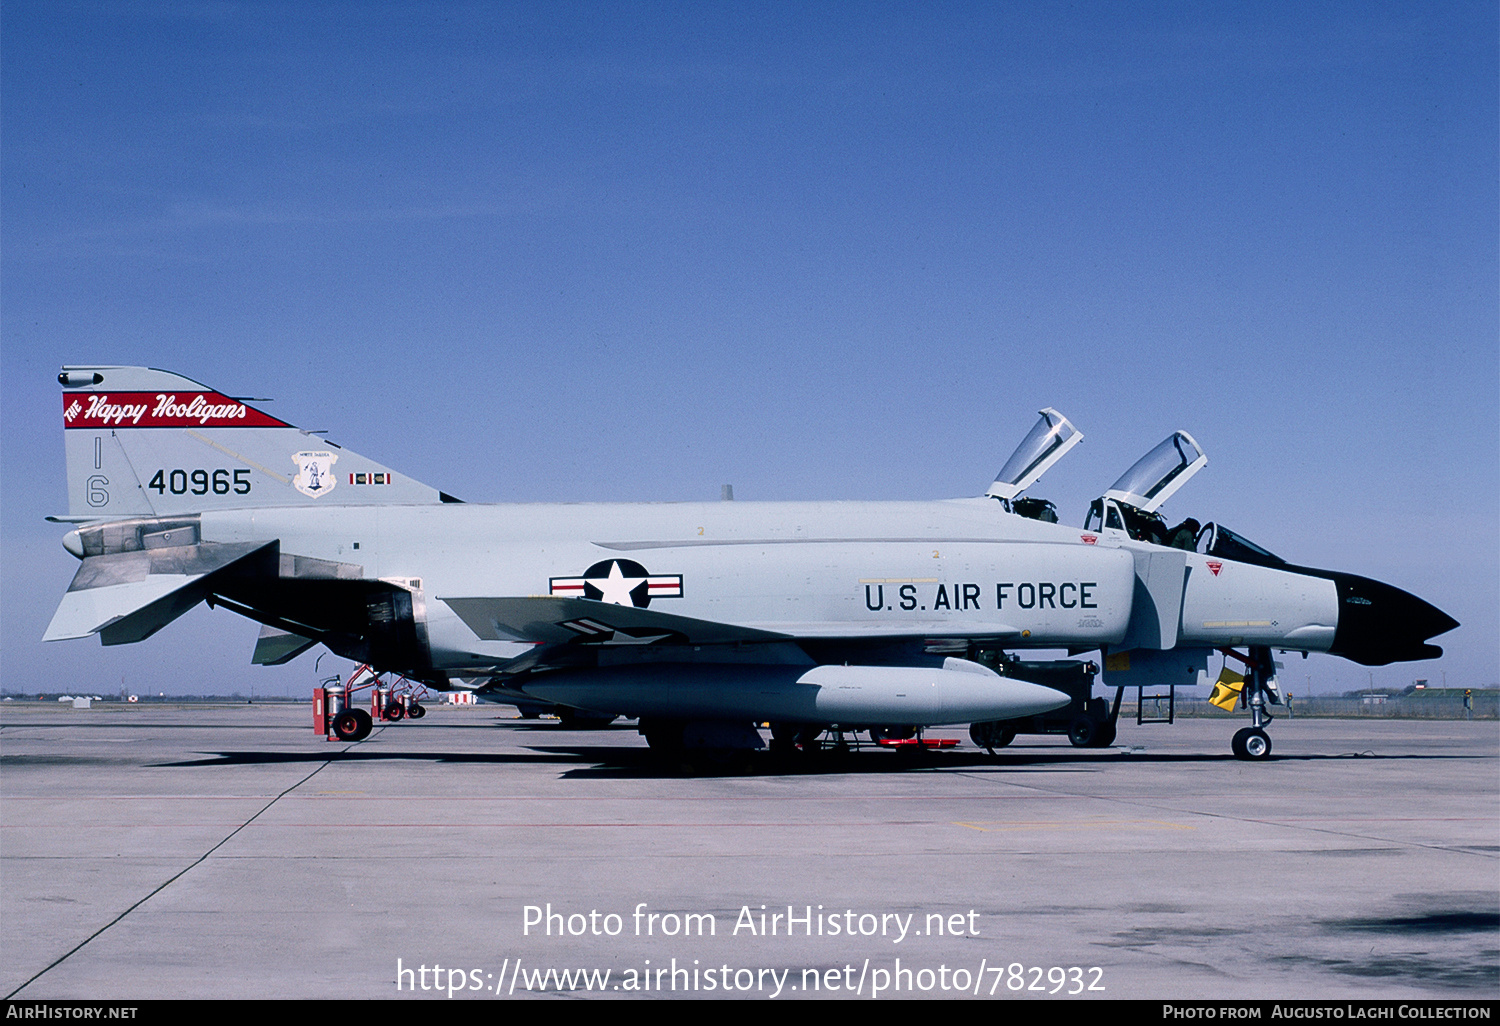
left=2, top=702, right=1496, bottom=1000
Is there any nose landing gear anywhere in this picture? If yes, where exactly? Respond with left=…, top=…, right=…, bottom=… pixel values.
left=1223, top=646, right=1279, bottom=760
left=1231, top=726, right=1272, bottom=759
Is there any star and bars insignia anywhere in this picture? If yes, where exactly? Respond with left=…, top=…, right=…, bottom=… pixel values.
left=549, top=559, right=683, bottom=609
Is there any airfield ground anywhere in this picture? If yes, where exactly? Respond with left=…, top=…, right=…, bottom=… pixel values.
left=1, top=702, right=1495, bottom=1001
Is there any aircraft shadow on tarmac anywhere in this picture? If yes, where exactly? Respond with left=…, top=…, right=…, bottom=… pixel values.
left=149, top=745, right=1462, bottom=779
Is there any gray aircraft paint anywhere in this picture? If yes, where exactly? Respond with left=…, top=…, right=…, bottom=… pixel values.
left=47, top=366, right=1455, bottom=730
left=194, top=501, right=1140, bottom=665
left=59, top=366, right=440, bottom=518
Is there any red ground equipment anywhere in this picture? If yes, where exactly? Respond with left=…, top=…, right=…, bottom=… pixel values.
left=313, top=664, right=429, bottom=741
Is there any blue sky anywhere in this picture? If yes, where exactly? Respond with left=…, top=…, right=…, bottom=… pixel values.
left=3, top=2, right=1495, bottom=696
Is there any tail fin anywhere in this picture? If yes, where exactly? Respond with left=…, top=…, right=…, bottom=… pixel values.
left=59, top=366, right=452, bottom=519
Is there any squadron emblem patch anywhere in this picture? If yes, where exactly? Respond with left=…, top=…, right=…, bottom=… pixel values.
left=550, top=559, right=683, bottom=608
left=292, top=451, right=338, bottom=498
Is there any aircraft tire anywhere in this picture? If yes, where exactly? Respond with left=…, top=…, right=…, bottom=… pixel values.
left=1091, top=722, right=1117, bottom=748
left=557, top=708, right=618, bottom=729
left=1233, top=727, right=1271, bottom=760
left=968, top=721, right=1015, bottom=751
left=1067, top=715, right=1098, bottom=747
left=768, top=722, right=799, bottom=754
left=642, top=721, right=685, bottom=753
left=408, top=703, right=426, bottom=719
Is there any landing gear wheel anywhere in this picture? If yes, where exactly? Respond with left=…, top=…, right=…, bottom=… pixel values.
left=1091, top=722, right=1117, bottom=748
left=769, top=722, right=799, bottom=754
left=644, top=729, right=682, bottom=752
left=1232, top=727, right=1272, bottom=760
left=641, top=719, right=685, bottom=753
left=1067, top=714, right=1098, bottom=747
left=969, top=721, right=1015, bottom=753
left=557, top=708, right=618, bottom=729
left=384, top=703, right=405, bottom=722
left=408, top=703, right=426, bottom=719
left=796, top=728, right=825, bottom=753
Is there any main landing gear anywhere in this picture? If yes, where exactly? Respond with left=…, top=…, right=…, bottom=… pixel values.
left=966, top=656, right=1116, bottom=754
left=1223, top=646, right=1279, bottom=761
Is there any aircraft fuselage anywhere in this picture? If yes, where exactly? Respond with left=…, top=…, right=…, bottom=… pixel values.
left=183, top=497, right=1345, bottom=670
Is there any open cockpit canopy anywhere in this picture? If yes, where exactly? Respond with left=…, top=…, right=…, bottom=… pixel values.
left=1102, top=430, right=1207, bottom=513
left=986, top=408, right=1083, bottom=502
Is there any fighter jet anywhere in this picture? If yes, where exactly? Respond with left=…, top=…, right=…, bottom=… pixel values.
left=47, top=367, right=1457, bottom=759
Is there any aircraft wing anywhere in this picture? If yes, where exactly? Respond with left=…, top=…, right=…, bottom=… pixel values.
left=742, top=620, right=1022, bottom=639
left=441, top=596, right=790, bottom=646
left=441, top=596, right=1021, bottom=647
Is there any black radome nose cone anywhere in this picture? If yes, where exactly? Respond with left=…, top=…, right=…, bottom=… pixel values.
left=1327, top=572, right=1460, bottom=666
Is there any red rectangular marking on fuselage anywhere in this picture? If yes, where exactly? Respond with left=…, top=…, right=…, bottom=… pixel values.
left=646, top=576, right=683, bottom=596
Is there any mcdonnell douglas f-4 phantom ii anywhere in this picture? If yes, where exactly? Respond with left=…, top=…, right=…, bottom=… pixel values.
left=48, top=366, right=1457, bottom=760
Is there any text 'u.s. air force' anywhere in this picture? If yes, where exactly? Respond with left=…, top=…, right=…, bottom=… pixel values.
left=862, top=581, right=1099, bottom=612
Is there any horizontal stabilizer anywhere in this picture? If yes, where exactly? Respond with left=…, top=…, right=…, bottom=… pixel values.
left=44, top=541, right=277, bottom=645
left=252, top=625, right=320, bottom=665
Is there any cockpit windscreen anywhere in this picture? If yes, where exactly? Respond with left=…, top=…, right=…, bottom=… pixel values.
left=1197, top=523, right=1286, bottom=568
